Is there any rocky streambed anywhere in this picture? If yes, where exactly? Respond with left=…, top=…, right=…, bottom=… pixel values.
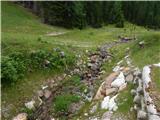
left=12, top=38, right=160, bottom=120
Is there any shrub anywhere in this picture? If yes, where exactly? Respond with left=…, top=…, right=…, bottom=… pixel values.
left=1, top=49, right=76, bottom=85
left=54, top=94, right=80, bottom=113
left=1, top=57, right=17, bottom=84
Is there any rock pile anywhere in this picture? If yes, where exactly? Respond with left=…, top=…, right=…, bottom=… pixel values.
left=132, top=65, right=160, bottom=120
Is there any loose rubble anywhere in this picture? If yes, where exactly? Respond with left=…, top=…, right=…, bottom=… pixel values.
left=132, top=64, right=160, bottom=120
left=11, top=39, right=160, bottom=120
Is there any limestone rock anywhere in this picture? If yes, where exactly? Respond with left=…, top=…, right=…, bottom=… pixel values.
left=142, top=66, right=151, bottom=88
left=84, top=113, right=88, bottom=116
left=118, top=83, right=127, bottom=92
left=25, top=100, right=35, bottom=110
left=101, top=111, right=113, bottom=120
left=12, top=113, right=27, bottom=120
left=37, top=90, right=44, bottom=97
left=101, top=95, right=118, bottom=111
left=106, top=88, right=118, bottom=96
left=137, top=110, right=147, bottom=120
left=44, top=90, right=52, bottom=99
left=41, top=85, right=48, bottom=90
left=60, top=51, right=65, bottom=57
left=90, top=104, right=98, bottom=114
left=94, top=72, right=119, bottom=100
left=131, top=89, right=137, bottom=96
left=148, top=115, right=160, bottom=120
left=133, top=95, right=141, bottom=105
left=111, top=72, right=125, bottom=88
left=126, top=74, right=134, bottom=83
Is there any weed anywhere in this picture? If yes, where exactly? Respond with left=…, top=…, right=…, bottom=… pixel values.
left=54, top=94, right=80, bottom=113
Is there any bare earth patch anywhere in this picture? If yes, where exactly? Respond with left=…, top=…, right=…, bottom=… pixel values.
left=46, top=32, right=66, bottom=36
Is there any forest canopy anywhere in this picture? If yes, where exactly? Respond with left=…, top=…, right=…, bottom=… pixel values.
left=13, top=1, right=160, bottom=29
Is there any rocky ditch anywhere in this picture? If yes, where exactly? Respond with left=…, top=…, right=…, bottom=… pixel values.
left=12, top=39, right=134, bottom=120
left=87, top=54, right=135, bottom=120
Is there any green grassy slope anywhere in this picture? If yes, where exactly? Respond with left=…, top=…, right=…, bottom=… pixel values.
left=3, top=2, right=159, bottom=55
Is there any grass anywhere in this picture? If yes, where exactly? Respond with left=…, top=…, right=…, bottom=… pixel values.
left=54, top=94, right=80, bottom=113
left=117, top=84, right=134, bottom=113
left=131, top=33, right=160, bottom=68
left=151, top=67, right=160, bottom=91
left=2, top=70, right=61, bottom=118
left=2, top=2, right=157, bottom=55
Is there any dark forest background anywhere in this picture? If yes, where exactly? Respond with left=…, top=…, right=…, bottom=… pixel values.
left=15, top=1, right=160, bottom=29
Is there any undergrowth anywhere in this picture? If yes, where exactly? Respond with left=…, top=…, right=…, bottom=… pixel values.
left=1, top=49, right=76, bottom=85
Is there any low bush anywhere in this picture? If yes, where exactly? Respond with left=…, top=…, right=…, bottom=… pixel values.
left=1, top=49, right=76, bottom=85
left=2, top=56, right=19, bottom=84
left=54, top=94, right=80, bottom=113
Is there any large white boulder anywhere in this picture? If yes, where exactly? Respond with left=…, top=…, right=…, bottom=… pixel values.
left=101, top=95, right=118, bottom=111
left=111, top=72, right=125, bottom=88
left=101, top=96, right=110, bottom=109
left=108, top=95, right=118, bottom=111
left=142, top=66, right=151, bottom=88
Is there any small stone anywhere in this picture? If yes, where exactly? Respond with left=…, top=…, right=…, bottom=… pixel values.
left=12, top=113, right=27, bottom=120
left=139, top=41, right=145, bottom=48
left=25, top=100, right=35, bottom=110
left=42, top=85, right=48, bottom=90
left=134, top=104, right=138, bottom=110
left=87, top=63, right=92, bottom=67
left=44, top=90, right=52, bottom=99
left=91, top=64, right=99, bottom=71
left=84, top=113, right=88, bottom=116
left=57, top=77, right=62, bottom=81
left=37, top=90, right=44, bottom=97
left=130, top=89, right=136, bottom=96
left=73, top=68, right=80, bottom=74
left=85, top=96, right=92, bottom=102
left=101, top=111, right=113, bottom=120
left=90, top=55, right=98, bottom=63
left=90, top=104, right=98, bottom=114
left=63, top=74, right=67, bottom=78
left=99, top=70, right=105, bottom=74
left=137, top=110, right=147, bottom=119
left=130, top=107, right=134, bottom=112
left=137, top=86, right=143, bottom=95
left=133, top=95, right=141, bottom=105
left=87, top=73, right=92, bottom=78
left=126, top=74, right=134, bottom=83
left=68, top=75, right=72, bottom=78
left=133, top=68, right=141, bottom=76
left=60, top=51, right=65, bottom=57
left=44, top=60, right=50, bottom=66
left=84, top=89, right=88, bottom=93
